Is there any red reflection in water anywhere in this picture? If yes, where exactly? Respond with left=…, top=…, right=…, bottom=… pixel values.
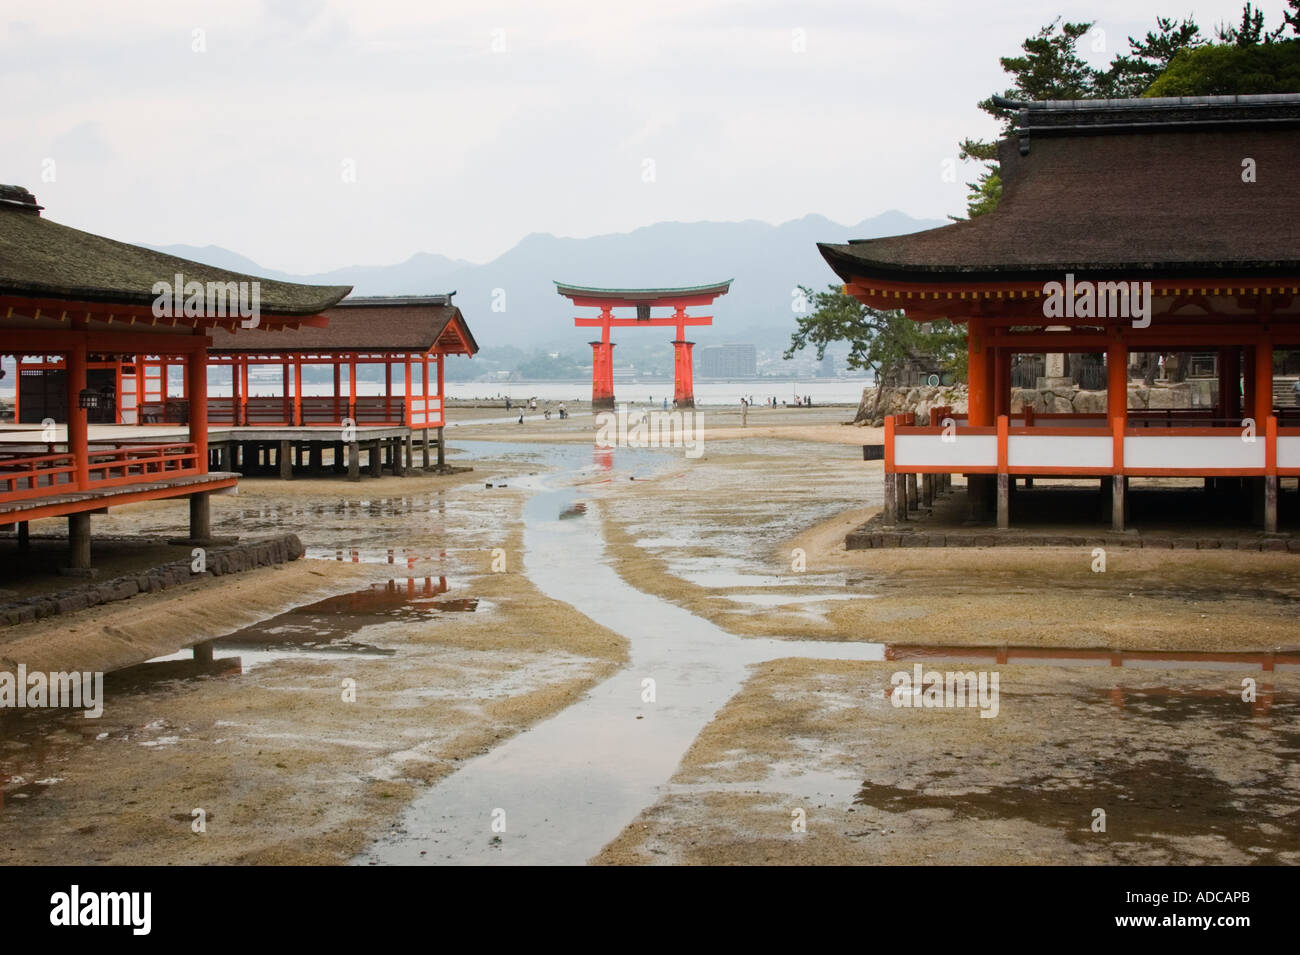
left=885, top=644, right=1295, bottom=670
left=310, top=577, right=450, bottom=613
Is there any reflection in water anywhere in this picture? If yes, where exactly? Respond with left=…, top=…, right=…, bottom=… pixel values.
left=212, top=579, right=477, bottom=657
left=885, top=643, right=1300, bottom=672
left=559, top=502, right=588, bottom=520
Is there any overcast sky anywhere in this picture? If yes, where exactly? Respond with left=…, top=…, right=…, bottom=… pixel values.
left=0, top=0, right=1275, bottom=272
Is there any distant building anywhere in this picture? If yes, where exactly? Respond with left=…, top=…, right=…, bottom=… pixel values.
left=696, top=343, right=756, bottom=378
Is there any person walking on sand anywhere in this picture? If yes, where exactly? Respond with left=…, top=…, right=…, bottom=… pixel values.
left=559, top=402, right=567, bottom=419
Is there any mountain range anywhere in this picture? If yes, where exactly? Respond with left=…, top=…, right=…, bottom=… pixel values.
left=146, top=211, right=943, bottom=353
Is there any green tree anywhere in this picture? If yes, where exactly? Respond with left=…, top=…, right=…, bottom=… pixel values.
left=785, top=284, right=967, bottom=383
left=1101, top=17, right=1206, bottom=96
left=1145, top=38, right=1300, bottom=95
left=1215, top=2, right=1287, bottom=45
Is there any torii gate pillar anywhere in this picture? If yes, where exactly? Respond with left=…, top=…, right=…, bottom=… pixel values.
left=590, top=340, right=616, bottom=410
left=672, top=341, right=695, bottom=408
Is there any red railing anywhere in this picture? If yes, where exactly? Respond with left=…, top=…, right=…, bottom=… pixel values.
left=244, top=396, right=293, bottom=426
left=86, top=443, right=199, bottom=487
left=353, top=395, right=404, bottom=425
left=207, top=396, right=238, bottom=425
left=0, top=443, right=199, bottom=504
left=301, top=395, right=350, bottom=425
left=0, top=450, right=79, bottom=502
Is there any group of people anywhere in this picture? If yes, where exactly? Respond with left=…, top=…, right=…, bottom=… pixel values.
left=740, top=395, right=814, bottom=408
left=514, top=399, right=567, bottom=423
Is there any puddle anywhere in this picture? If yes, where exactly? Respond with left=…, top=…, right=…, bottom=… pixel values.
left=724, top=593, right=866, bottom=607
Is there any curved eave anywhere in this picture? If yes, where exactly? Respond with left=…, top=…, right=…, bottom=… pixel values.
left=818, top=242, right=1300, bottom=288
left=0, top=279, right=352, bottom=318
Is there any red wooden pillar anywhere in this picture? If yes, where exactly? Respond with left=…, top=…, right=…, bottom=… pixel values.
left=590, top=307, right=615, bottom=410
left=292, top=355, right=303, bottom=426
left=65, top=336, right=90, bottom=488
left=1254, top=333, right=1273, bottom=426
left=403, top=354, right=412, bottom=424
left=436, top=354, right=444, bottom=426
left=238, top=356, right=249, bottom=426
left=348, top=356, right=357, bottom=422
left=1107, top=335, right=1128, bottom=421
left=672, top=340, right=696, bottom=408
left=966, top=317, right=991, bottom=426
left=187, top=342, right=208, bottom=474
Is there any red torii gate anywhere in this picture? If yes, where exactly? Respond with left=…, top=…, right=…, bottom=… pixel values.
left=555, top=281, right=732, bottom=409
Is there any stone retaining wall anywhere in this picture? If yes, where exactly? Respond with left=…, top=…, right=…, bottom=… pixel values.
left=0, top=534, right=304, bottom=626
left=857, top=380, right=1216, bottom=426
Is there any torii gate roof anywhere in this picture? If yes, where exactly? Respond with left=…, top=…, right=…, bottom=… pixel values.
left=554, top=280, right=732, bottom=306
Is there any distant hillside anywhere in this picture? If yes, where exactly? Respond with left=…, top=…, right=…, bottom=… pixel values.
left=147, top=211, right=941, bottom=351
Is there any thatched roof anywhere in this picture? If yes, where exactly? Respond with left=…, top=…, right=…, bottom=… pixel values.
left=820, top=94, right=1300, bottom=285
left=208, top=296, right=478, bottom=355
left=0, top=186, right=351, bottom=316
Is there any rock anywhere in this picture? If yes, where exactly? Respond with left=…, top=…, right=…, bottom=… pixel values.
left=1072, top=390, right=1107, bottom=414
left=1147, top=387, right=1175, bottom=409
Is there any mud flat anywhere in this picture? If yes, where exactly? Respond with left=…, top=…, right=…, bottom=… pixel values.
left=595, top=659, right=1300, bottom=865
left=0, top=456, right=626, bottom=864
left=3, top=412, right=1296, bottom=865
left=595, top=442, right=1300, bottom=653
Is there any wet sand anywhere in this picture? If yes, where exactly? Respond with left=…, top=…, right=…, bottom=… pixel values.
left=2, top=409, right=1297, bottom=865
left=594, top=659, right=1300, bottom=865
left=0, top=459, right=627, bottom=864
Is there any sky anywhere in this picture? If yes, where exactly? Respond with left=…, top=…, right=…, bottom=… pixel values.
left=0, top=0, right=1280, bottom=273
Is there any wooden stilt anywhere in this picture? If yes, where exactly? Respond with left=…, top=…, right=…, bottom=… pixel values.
left=1112, top=474, right=1126, bottom=532
left=189, top=492, right=211, bottom=541
left=66, top=512, right=91, bottom=574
